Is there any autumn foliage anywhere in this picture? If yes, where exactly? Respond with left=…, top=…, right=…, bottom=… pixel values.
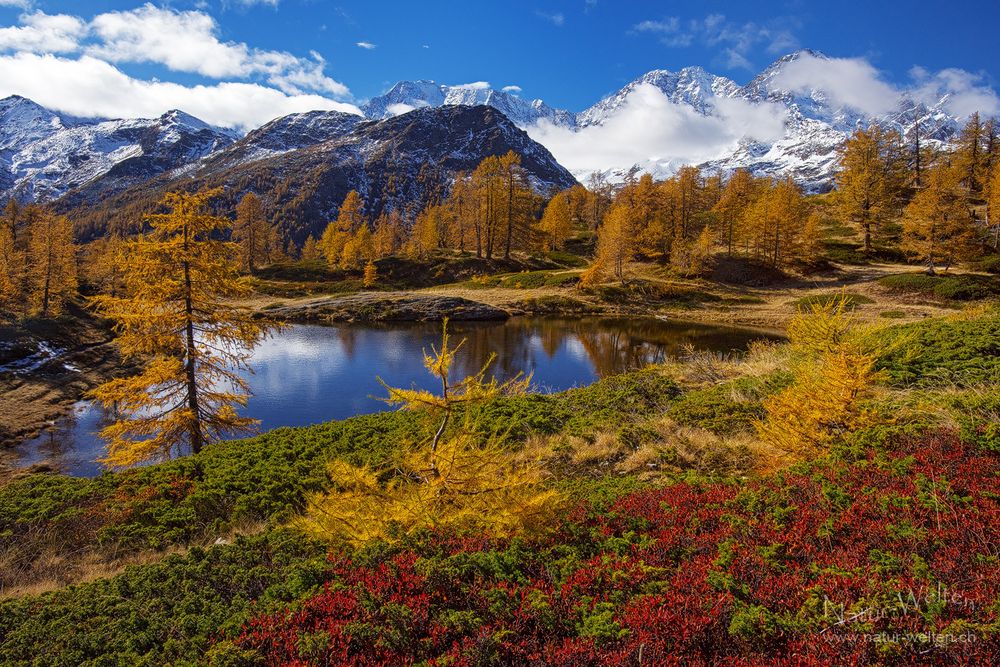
left=233, top=430, right=1000, bottom=665
left=755, top=296, right=885, bottom=457
left=90, top=190, right=270, bottom=467
left=298, top=322, right=560, bottom=545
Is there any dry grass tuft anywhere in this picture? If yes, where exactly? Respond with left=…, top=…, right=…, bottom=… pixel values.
left=568, top=432, right=626, bottom=466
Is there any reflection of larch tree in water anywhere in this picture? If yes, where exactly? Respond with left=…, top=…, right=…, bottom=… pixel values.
left=451, top=321, right=535, bottom=383
left=335, top=327, right=360, bottom=359
left=540, top=324, right=562, bottom=358
left=575, top=327, right=661, bottom=378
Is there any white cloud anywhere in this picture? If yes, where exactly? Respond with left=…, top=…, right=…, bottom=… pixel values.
left=909, top=66, right=1000, bottom=118
left=634, top=18, right=691, bottom=47
left=527, top=83, right=787, bottom=177
left=0, top=0, right=32, bottom=8
left=0, top=5, right=349, bottom=98
left=0, top=11, right=86, bottom=53
left=0, top=52, right=361, bottom=131
left=536, top=11, right=565, bottom=27
left=772, top=53, right=900, bottom=116
left=452, top=81, right=490, bottom=91
left=773, top=53, right=997, bottom=120
left=633, top=13, right=799, bottom=69
left=386, top=102, right=423, bottom=116
left=356, top=41, right=375, bottom=50
left=501, top=85, right=522, bottom=94
left=84, top=4, right=348, bottom=96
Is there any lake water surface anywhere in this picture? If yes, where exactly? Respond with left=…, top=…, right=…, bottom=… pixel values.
left=12, top=317, right=780, bottom=477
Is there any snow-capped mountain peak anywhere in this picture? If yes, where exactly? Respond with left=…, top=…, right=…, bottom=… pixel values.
left=363, top=81, right=574, bottom=127
left=0, top=99, right=236, bottom=203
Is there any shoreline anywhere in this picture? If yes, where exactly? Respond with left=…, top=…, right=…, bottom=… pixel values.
left=2, top=258, right=988, bottom=470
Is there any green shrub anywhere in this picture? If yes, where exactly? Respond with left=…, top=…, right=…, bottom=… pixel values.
left=970, top=255, right=1000, bottom=275
left=0, top=530, right=329, bottom=665
left=877, top=273, right=1000, bottom=301
left=822, top=241, right=869, bottom=265
left=543, top=250, right=590, bottom=268
left=876, top=313, right=1000, bottom=387
left=668, top=373, right=791, bottom=435
left=950, top=391, right=1000, bottom=452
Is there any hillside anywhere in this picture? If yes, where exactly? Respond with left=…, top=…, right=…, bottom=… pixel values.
left=65, top=105, right=576, bottom=244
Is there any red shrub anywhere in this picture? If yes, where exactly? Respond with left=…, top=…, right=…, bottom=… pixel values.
left=232, top=431, right=1000, bottom=665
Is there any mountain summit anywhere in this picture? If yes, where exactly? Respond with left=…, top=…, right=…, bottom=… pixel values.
left=0, top=51, right=982, bottom=209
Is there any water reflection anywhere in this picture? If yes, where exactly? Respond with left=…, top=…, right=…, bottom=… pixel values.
left=12, top=317, right=780, bottom=477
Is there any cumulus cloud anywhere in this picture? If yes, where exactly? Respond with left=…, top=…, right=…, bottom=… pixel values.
left=356, top=41, right=376, bottom=50
left=0, top=52, right=360, bottom=130
left=0, top=0, right=32, bottom=8
left=451, top=81, right=491, bottom=91
left=0, top=11, right=86, bottom=53
left=771, top=53, right=996, bottom=120
left=771, top=52, right=899, bottom=116
left=527, top=83, right=787, bottom=177
left=501, top=85, right=522, bottom=94
left=86, top=4, right=348, bottom=96
left=386, top=102, right=427, bottom=116
left=0, top=5, right=350, bottom=98
left=0, top=4, right=358, bottom=131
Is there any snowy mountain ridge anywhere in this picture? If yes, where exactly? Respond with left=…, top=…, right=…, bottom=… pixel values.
left=0, top=96, right=238, bottom=203
left=362, top=50, right=972, bottom=190
left=0, top=50, right=983, bottom=205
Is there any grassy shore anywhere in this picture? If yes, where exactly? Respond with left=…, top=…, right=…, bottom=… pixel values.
left=0, top=305, right=997, bottom=664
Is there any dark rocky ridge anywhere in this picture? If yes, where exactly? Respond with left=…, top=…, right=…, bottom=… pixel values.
left=65, top=105, right=577, bottom=244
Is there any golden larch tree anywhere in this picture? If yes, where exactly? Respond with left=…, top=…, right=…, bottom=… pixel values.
left=300, top=235, right=320, bottom=261
left=27, top=208, right=77, bottom=317
left=987, top=163, right=1000, bottom=249
left=902, top=164, right=977, bottom=272
left=409, top=204, right=444, bottom=259
left=713, top=168, right=756, bottom=256
left=591, top=202, right=633, bottom=283
left=954, top=112, right=985, bottom=192
left=0, top=220, right=22, bottom=313
left=539, top=191, right=572, bottom=251
left=90, top=190, right=270, bottom=467
left=372, top=211, right=403, bottom=257
left=233, top=192, right=269, bottom=273
left=687, top=225, right=715, bottom=276
left=362, top=259, right=378, bottom=287
left=835, top=126, right=907, bottom=253
left=83, top=235, right=126, bottom=298
left=755, top=297, right=884, bottom=459
left=297, top=322, right=558, bottom=545
left=320, top=190, right=367, bottom=267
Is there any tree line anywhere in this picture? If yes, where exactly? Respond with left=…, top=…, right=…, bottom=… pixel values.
left=0, top=201, right=77, bottom=317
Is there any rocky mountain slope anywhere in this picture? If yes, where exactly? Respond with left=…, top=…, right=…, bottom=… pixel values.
left=67, top=105, right=576, bottom=244
left=0, top=96, right=237, bottom=203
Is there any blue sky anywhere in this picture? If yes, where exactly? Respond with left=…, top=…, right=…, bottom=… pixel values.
left=0, top=0, right=997, bottom=129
